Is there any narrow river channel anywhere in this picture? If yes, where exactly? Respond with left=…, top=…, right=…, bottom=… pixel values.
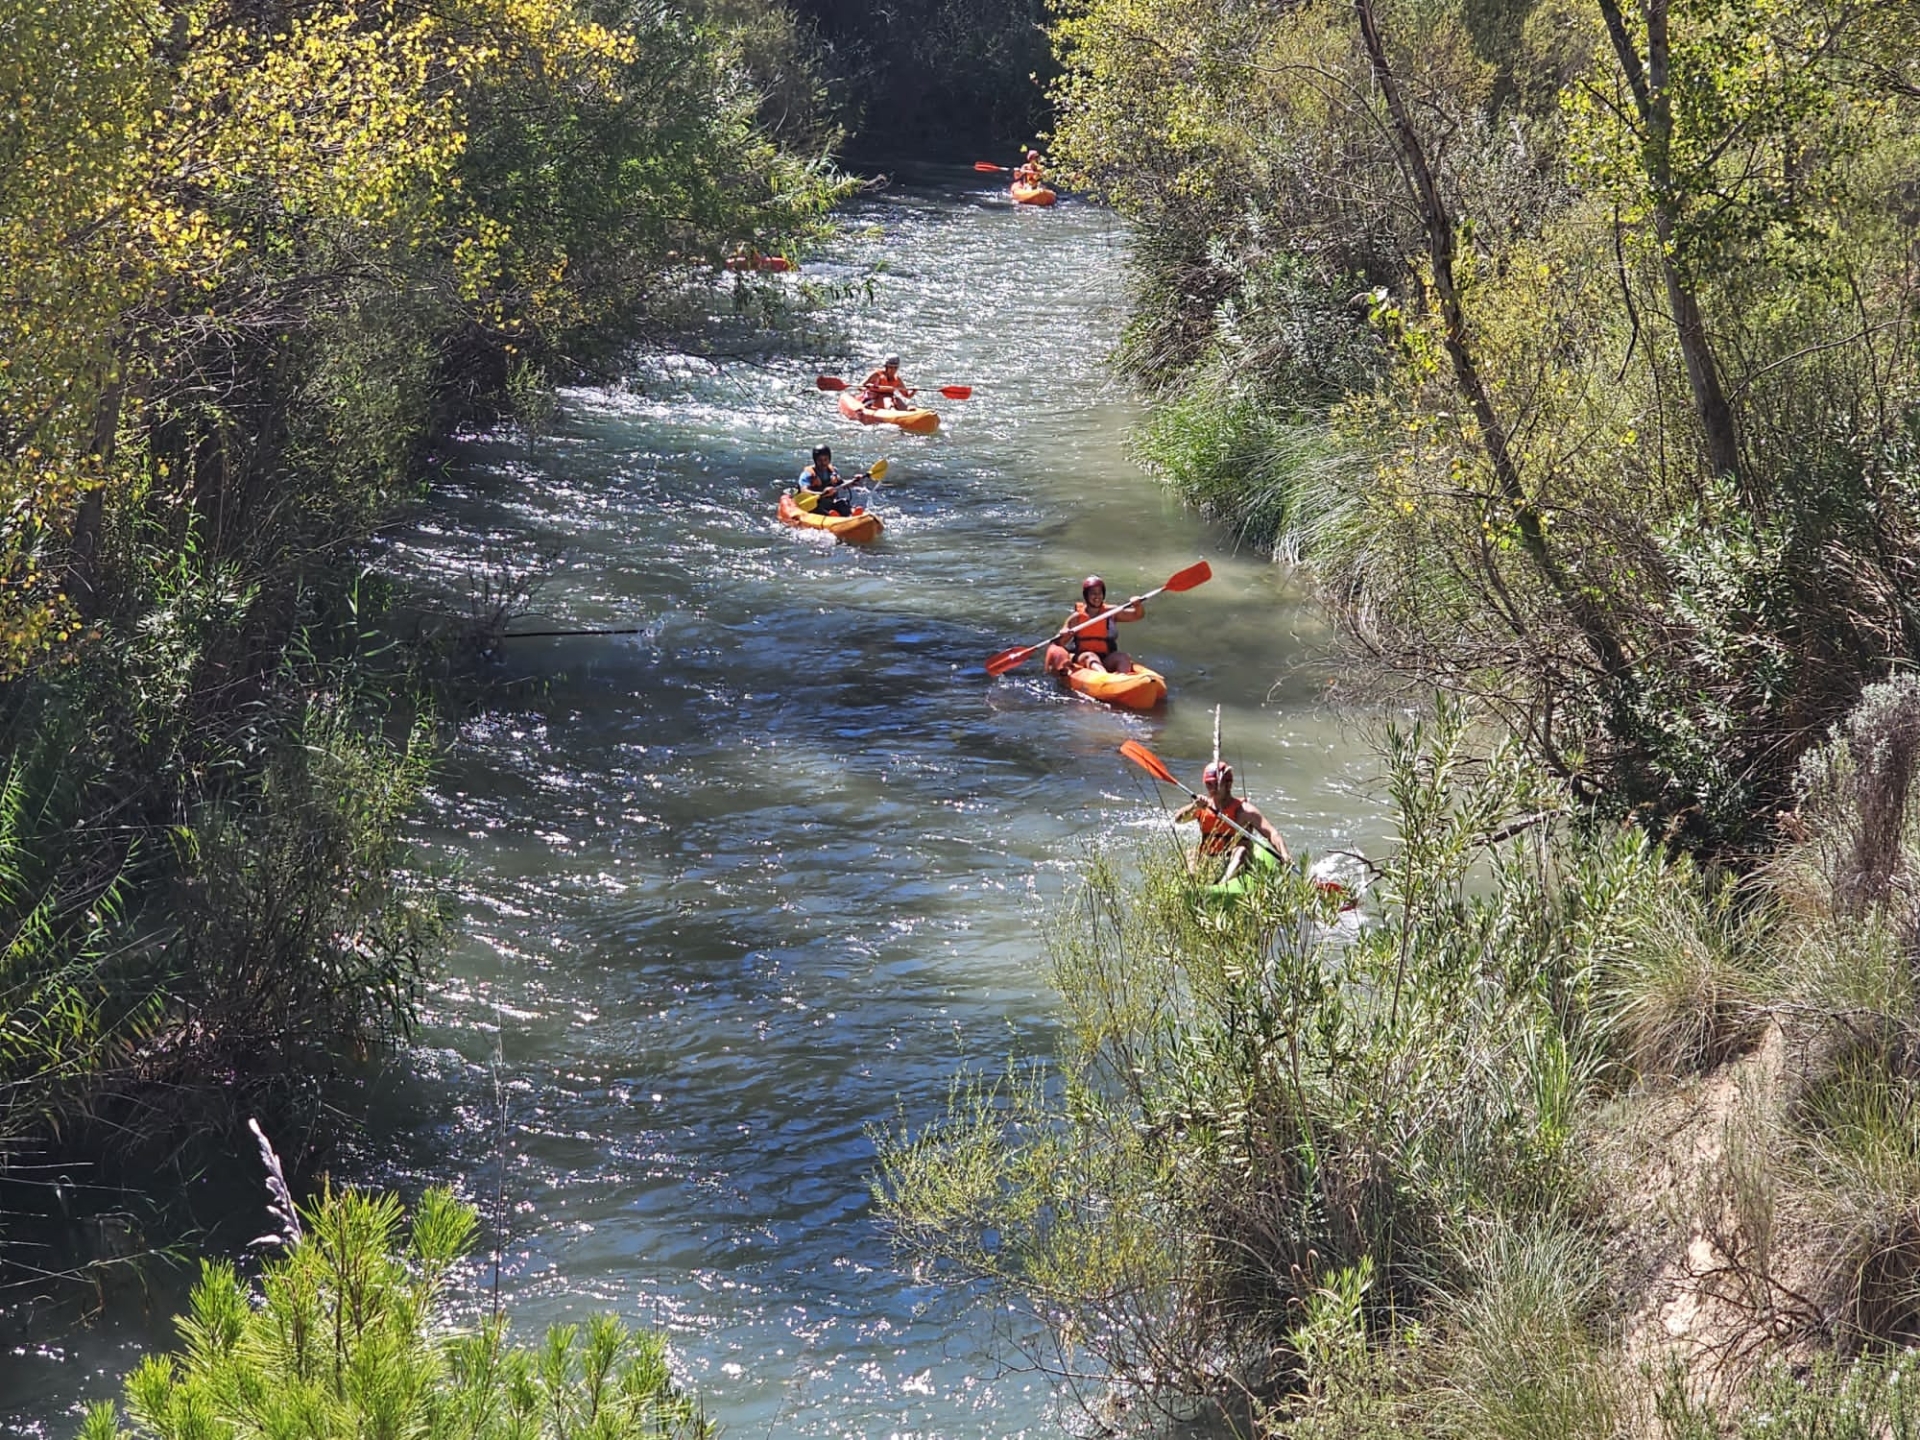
left=4, top=167, right=1379, bottom=1438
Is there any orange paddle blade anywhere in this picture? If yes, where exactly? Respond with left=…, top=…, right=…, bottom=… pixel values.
left=815, top=375, right=849, bottom=391
left=938, top=386, right=972, bottom=400
left=1163, top=559, right=1213, bottom=593
left=985, top=644, right=1040, bottom=677
left=974, top=162, right=1009, bottom=173
left=1118, top=740, right=1179, bottom=787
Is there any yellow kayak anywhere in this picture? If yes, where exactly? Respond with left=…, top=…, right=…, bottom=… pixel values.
left=778, top=492, right=883, bottom=544
left=837, top=391, right=940, bottom=435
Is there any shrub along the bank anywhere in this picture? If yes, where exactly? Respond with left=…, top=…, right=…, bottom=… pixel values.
left=80, top=1183, right=711, bottom=1440
left=876, top=680, right=1920, bottom=1431
left=876, top=702, right=1695, bottom=1408
left=0, top=0, right=847, bottom=1165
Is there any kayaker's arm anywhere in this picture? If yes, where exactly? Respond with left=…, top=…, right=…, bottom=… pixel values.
left=1241, top=801, right=1292, bottom=863
left=1116, top=597, right=1146, bottom=622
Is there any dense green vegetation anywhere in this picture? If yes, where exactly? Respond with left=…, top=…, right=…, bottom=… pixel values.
left=877, top=680, right=1920, bottom=1433
left=0, top=0, right=845, bottom=1173
left=1046, top=0, right=1920, bottom=851
left=791, top=0, right=1055, bottom=158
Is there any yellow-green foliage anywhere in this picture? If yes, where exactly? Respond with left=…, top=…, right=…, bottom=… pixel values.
left=0, top=0, right=842, bottom=681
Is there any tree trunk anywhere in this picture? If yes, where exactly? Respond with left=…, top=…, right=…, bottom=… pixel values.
left=1596, top=0, right=1745, bottom=493
left=1352, top=0, right=1640, bottom=707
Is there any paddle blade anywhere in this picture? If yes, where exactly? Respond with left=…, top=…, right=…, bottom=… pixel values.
left=1314, top=879, right=1359, bottom=912
left=868, top=458, right=890, bottom=481
left=1163, top=559, right=1213, bottom=593
left=973, top=162, right=1008, bottom=173
left=791, top=489, right=821, bottom=512
left=1118, top=740, right=1179, bottom=787
left=938, top=386, right=972, bottom=400
left=815, top=375, right=849, bottom=391
left=985, top=644, right=1039, bottom=677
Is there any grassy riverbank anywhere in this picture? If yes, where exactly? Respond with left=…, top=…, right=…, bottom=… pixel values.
left=878, top=683, right=1920, bottom=1431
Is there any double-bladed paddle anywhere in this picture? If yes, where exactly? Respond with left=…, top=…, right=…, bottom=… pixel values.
left=791, top=457, right=887, bottom=513
left=815, top=375, right=973, bottom=401
left=984, top=560, right=1212, bottom=677
left=1118, top=741, right=1287, bottom=863
left=1120, top=739, right=1352, bottom=905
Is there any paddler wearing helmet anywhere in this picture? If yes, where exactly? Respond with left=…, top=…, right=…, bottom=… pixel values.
left=797, top=443, right=853, bottom=516
left=857, top=355, right=917, bottom=412
left=1174, top=760, right=1291, bottom=883
left=1046, top=574, right=1144, bottom=676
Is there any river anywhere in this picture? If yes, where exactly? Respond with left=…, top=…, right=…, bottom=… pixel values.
left=2, top=167, right=1378, bottom=1438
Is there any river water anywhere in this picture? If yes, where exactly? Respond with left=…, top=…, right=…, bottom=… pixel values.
left=3, top=169, right=1377, bottom=1438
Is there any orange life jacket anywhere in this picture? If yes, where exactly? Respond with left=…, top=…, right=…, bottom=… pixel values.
left=1067, top=601, right=1116, bottom=655
left=1066, top=598, right=1140, bottom=655
left=862, top=368, right=908, bottom=398
left=1197, top=797, right=1250, bottom=856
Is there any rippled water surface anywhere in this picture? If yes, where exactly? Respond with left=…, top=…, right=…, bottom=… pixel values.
left=4, top=168, right=1380, bottom=1438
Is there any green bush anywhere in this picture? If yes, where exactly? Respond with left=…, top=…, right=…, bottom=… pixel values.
left=874, top=703, right=1712, bottom=1416
left=79, top=1185, right=710, bottom=1440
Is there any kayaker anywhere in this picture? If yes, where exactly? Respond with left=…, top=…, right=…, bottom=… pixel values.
left=1013, top=149, right=1044, bottom=185
left=1049, top=575, right=1143, bottom=675
left=859, top=356, right=917, bottom=412
left=797, top=444, right=853, bottom=517
left=1175, top=761, right=1291, bottom=883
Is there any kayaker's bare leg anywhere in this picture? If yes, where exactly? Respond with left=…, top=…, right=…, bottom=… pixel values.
left=1218, top=846, right=1249, bottom=885
left=1105, top=650, right=1135, bottom=674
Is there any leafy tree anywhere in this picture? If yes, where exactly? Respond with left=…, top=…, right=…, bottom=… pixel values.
left=1046, top=0, right=1920, bottom=849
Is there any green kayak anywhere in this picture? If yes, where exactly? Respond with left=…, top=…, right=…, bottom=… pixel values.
left=1204, top=843, right=1280, bottom=901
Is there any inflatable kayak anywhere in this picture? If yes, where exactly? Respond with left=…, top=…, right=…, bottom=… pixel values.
left=837, top=391, right=939, bottom=435
left=1011, top=181, right=1057, bottom=206
left=1047, top=655, right=1166, bottom=709
left=778, top=491, right=883, bottom=544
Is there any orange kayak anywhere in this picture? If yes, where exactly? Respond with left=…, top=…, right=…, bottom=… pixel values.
left=1011, top=182, right=1056, bottom=206
left=1044, top=645, right=1167, bottom=709
left=725, top=253, right=795, bottom=272
left=778, top=492, right=883, bottom=544
left=837, top=390, right=940, bottom=434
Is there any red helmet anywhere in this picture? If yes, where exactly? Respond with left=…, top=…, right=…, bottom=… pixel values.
left=1082, top=574, right=1105, bottom=597
left=1202, top=761, right=1233, bottom=789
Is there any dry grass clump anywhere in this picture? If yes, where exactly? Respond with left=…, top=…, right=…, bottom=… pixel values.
left=1761, top=678, right=1920, bottom=1347
left=1604, top=874, right=1771, bottom=1081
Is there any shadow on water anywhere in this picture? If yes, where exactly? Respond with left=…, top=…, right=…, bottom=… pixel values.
left=1, top=166, right=1382, bottom=1439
